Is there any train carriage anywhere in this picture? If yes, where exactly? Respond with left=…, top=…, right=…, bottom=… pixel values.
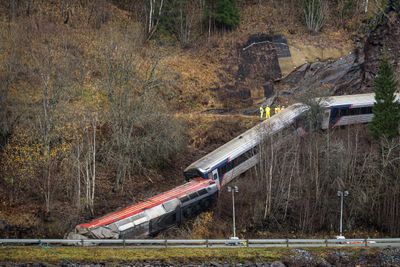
left=73, top=178, right=218, bottom=239
left=184, top=103, right=309, bottom=187
left=184, top=93, right=400, bottom=188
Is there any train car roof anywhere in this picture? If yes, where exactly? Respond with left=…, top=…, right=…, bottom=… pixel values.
left=78, top=178, right=213, bottom=229
left=184, top=93, right=400, bottom=173
left=325, top=93, right=399, bottom=107
left=323, top=93, right=375, bottom=107
left=185, top=103, right=308, bottom=172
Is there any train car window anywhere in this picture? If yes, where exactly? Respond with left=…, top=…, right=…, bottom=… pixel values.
left=230, top=146, right=258, bottom=169
left=213, top=173, right=218, bottom=180
left=180, top=196, right=190, bottom=203
left=219, top=164, right=228, bottom=175
left=189, top=192, right=199, bottom=199
left=161, top=213, right=176, bottom=227
left=253, top=146, right=260, bottom=154
left=339, top=108, right=349, bottom=116
left=233, top=157, right=240, bottom=166
left=349, top=108, right=361, bottom=116
left=229, top=160, right=235, bottom=169
left=198, top=189, right=208, bottom=196
left=361, top=107, right=373, bottom=114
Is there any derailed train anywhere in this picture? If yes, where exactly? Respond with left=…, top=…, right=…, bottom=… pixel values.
left=73, top=178, right=218, bottom=238
left=71, top=93, right=399, bottom=239
left=183, top=93, right=400, bottom=187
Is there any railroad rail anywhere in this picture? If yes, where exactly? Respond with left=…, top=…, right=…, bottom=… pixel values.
left=1, top=238, right=400, bottom=248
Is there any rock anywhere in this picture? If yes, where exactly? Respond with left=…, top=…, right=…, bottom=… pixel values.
left=363, top=10, right=400, bottom=91
left=287, top=249, right=316, bottom=266
left=270, top=261, right=285, bottom=267
left=256, top=264, right=270, bottom=267
left=214, top=34, right=282, bottom=108
left=261, top=94, right=277, bottom=108
left=378, top=247, right=400, bottom=265
left=276, top=9, right=400, bottom=99
left=316, top=259, right=333, bottom=267
left=263, top=81, right=274, bottom=98
left=276, top=50, right=363, bottom=98
left=326, top=251, right=351, bottom=265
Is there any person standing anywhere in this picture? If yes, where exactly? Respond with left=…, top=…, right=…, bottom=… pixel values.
left=260, top=106, right=264, bottom=119
left=265, top=106, right=271, bottom=119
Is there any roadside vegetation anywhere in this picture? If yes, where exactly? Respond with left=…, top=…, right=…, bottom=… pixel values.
left=0, top=246, right=387, bottom=266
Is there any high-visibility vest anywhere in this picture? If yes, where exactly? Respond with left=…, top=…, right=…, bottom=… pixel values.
left=265, top=106, right=271, bottom=118
left=259, top=106, right=264, bottom=118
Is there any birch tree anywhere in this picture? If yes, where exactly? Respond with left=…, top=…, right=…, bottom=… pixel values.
left=146, top=0, right=165, bottom=41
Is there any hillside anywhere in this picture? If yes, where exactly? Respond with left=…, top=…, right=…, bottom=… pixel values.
left=0, top=0, right=399, bottom=239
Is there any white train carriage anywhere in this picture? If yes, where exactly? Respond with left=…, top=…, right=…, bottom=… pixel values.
left=184, top=103, right=309, bottom=187
left=321, top=93, right=400, bottom=129
left=184, top=93, right=400, bottom=186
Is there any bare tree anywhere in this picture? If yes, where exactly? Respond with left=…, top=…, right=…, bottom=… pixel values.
left=98, top=33, right=186, bottom=191
left=146, top=0, right=165, bottom=41
left=82, top=114, right=97, bottom=215
left=30, top=38, right=74, bottom=214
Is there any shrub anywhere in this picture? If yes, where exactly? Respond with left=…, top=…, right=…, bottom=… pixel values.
left=303, top=0, right=326, bottom=34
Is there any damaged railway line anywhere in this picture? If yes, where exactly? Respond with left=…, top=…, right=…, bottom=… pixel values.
left=68, top=93, right=400, bottom=240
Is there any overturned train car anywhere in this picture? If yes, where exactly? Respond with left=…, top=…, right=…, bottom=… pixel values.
left=71, top=178, right=217, bottom=239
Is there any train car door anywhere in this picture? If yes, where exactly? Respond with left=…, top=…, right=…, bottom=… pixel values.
left=211, top=169, right=220, bottom=188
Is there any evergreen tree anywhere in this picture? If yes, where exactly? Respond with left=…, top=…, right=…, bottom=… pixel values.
left=369, top=56, right=400, bottom=139
left=205, top=0, right=240, bottom=30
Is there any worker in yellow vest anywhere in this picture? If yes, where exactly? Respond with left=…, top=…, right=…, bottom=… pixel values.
left=265, top=106, right=271, bottom=119
left=274, top=106, right=279, bottom=115
left=259, top=106, right=264, bottom=119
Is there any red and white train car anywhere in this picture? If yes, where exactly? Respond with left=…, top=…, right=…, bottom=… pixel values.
left=72, top=178, right=218, bottom=239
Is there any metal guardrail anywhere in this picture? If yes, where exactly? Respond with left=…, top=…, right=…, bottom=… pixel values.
left=1, top=238, right=400, bottom=248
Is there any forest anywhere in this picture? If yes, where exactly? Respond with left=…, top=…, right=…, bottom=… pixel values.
left=0, top=0, right=399, bottom=238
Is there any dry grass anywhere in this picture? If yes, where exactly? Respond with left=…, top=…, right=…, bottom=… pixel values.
left=0, top=246, right=374, bottom=264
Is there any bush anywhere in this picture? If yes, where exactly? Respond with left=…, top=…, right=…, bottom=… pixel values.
left=303, top=0, right=326, bottom=34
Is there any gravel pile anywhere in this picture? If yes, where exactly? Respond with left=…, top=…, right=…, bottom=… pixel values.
left=286, top=249, right=316, bottom=266
left=326, top=250, right=351, bottom=265
left=378, top=248, right=400, bottom=266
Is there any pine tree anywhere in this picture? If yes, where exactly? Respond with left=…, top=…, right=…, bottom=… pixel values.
left=205, top=0, right=240, bottom=30
left=369, top=56, right=400, bottom=139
